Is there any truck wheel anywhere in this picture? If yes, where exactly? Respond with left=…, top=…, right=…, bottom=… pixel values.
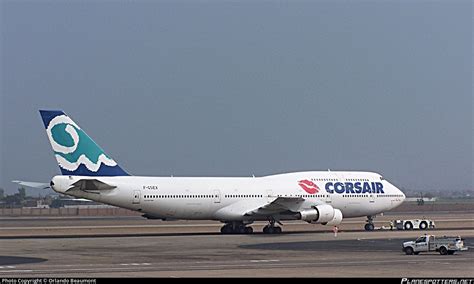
left=439, top=247, right=448, bottom=255
left=404, top=222, right=413, bottom=230
left=419, top=221, right=427, bottom=230
left=404, top=247, right=414, bottom=255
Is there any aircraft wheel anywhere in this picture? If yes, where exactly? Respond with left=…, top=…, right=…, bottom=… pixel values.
left=262, top=225, right=269, bottom=234
left=404, top=222, right=413, bottom=230
left=419, top=221, right=427, bottom=230
left=267, top=226, right=275, bottom=234
left=439, top=247, right=448, bottom=255
left=221, top=225, right=232, bottom=234
left=245, top=227, right=253, bottom=234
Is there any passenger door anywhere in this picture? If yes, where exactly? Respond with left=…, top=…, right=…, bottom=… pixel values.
left=369, top=193, right=375, bottom=203
left=325, top=193, right=332, bottom=204
left=266, top=189, right=273, bottom=202
left=133, top=190, right=141, bottom=204
left=213, top=189, right=221, bottom=203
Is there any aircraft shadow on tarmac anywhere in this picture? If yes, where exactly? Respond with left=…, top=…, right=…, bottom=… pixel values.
left=0, top=256, right=47, bottom=266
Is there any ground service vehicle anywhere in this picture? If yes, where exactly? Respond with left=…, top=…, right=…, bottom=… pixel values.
left=391, top=219, right=435, bottom=230
left=403, top=235, right=467, bottom=255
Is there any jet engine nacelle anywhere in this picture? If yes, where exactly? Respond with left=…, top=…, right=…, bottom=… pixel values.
left=322, top=208, right=343, bottom=226
left=297, top=204, right=343, bottom=225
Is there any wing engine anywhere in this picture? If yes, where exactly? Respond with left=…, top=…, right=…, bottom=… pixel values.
left=297, top=204, right=343, bottom=225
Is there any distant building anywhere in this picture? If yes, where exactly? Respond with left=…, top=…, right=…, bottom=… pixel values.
left=24, top=199, right=50, bottom=208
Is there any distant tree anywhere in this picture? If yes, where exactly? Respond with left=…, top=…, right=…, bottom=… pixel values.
left=2, top=188, right=28, bottom=207
left=4, top=194, right=22, bottom=207
left=417, top=192, right=424, bottom=205
left=18, top=187, right=26, bottom=200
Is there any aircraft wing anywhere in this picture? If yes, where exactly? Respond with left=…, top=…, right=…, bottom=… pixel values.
left=244, top=196, right=305, bottom=217
left=12, top=180, right=50, bottom=189
left=67, top=179, right=117, bottom=191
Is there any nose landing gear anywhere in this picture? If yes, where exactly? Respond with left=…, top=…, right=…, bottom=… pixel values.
left=364, top=215, right=375, bottom=231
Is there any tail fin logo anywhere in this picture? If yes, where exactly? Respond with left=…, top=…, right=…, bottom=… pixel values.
left=46, top=114, right=118, bottom=173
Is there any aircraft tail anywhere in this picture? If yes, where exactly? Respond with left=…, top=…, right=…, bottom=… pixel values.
left=39, top=110, right=129, bottom=176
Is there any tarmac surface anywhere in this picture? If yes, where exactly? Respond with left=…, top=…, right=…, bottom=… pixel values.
left=0, top=212, right=473, bottom=277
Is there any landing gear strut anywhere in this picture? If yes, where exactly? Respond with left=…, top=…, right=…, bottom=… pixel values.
left=364, top=215, right=375, bottom=231
left=220, top=221, right=253, bottom=234
left=262, top=219, right=282, bottom=234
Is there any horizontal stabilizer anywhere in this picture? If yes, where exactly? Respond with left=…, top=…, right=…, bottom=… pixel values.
left=12, top=180, right=51, bottom=189
left=61, top=198, right=93, bottom=202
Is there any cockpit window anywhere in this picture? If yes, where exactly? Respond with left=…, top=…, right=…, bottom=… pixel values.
left=380, top=176, right=385, bottom=181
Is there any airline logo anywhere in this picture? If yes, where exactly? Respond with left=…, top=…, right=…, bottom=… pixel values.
left=325, top=182, right=385, bottom=194
left=39, top=110, right=129, bottom=176
left=298, top=180, right=319, bottom=194
left=45, top=114, right=118, bottom=172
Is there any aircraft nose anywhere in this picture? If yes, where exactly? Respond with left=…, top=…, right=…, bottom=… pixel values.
left=396, top=186, right=406, bottom=204
left=383, top=179, right=405, bottom=204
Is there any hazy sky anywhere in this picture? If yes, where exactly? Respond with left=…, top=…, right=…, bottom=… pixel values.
left=1, top=1, right=472, bottom=194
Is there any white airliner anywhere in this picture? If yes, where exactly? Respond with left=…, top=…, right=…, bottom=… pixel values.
left=14, top=110, right=406, bottom=234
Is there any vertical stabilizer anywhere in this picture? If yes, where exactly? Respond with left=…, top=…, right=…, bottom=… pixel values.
left=39, top=110, right=129, bottom=176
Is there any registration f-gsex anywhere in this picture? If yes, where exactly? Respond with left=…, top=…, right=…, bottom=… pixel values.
left=17, top=110, right=405, bottom=234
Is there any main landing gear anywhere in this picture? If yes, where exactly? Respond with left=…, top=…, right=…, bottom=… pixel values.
left=364, top=215, right=375, bottom=231
left=220, top=220, right=283, bottom=234
left=220, top=222, right=253, bottom=234
left=262, top=219, right=282, bottom=234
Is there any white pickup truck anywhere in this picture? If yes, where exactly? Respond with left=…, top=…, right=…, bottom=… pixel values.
left=403, top=235, right=468, bottom=255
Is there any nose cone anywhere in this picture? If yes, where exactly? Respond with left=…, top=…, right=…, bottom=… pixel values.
left=400, top=190, right=406, bottom=202
left=382, top=179, right=405, bottom=208
left=392, top=181, right=406, bottom=201
left=394, top=184, right=406, bottom=207
left=398, top=190, right=406, bottom=208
